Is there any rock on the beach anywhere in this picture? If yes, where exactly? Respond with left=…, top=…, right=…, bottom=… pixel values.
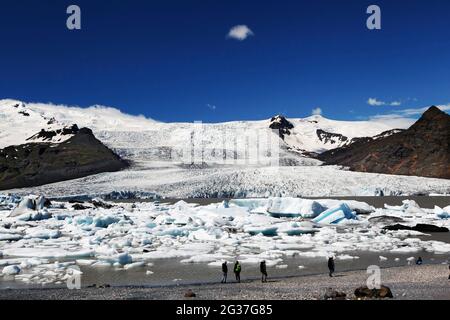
left=324, top=288, right=347, bottom=300
left=354, top=285, right=393, bottom=299
left=184, top=289, right=196, bottom=298
left=2, top=265, right=21, bottom=275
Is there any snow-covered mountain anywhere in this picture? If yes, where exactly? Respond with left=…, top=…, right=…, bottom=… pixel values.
left=1, top=99, right=449, bottom=198
left=0, top=99, right=408, bottom=155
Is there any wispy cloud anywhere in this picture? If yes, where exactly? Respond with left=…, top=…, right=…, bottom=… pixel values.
left=368, top=103, right=450, bottom=128
left=206, top=103, right=217, bottom=110
left=311, top=107, right=322, bottom=116
left=227, top=25, right=254, bottom=41
left=367, top=98, right=385, bottom=106
left=367, top=98, right=402, bottom=107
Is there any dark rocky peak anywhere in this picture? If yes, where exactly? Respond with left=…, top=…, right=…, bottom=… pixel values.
left=410, top=106, right=450, bottom=131
left=316, top=129, right=348, bottom=145
left=269, top=115, right=294, bottom=139
left=318, top=106, right=450, bottom=179
left=26, top=124, right=80, bottom=143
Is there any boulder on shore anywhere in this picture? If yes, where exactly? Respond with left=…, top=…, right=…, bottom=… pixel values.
left=354, top=285, right=393, bottom=299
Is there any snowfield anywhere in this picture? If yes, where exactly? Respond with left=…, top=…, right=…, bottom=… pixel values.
left=1, top=195, right=449, bottom=286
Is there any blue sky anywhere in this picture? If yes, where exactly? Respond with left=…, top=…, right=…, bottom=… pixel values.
left=0, top=0, right=449, bottom=122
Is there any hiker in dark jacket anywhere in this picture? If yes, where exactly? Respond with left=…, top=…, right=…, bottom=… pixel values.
left=234, top=261, right=242, bottom=283
left=328, top=257, right=335, bottom=277
left=416, top=257, right=423, bottom=265
left=221, top=261, right=228, bottom=283
left=260, top=260, right=268, bottom=283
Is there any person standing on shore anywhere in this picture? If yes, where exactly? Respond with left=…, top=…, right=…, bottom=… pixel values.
left=260, top=260, right=268, bottom=283
left=328, top=257, right=335, bottom=277
left=221, top=261, right=228, bottom=283
left=234, top=261, right=241, bottom=283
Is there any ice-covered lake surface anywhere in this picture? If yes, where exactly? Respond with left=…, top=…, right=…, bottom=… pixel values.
left=0, top=195, right=449, bottom=289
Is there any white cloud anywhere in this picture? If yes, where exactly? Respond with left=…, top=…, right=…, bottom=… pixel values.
left=367, top=98, right=402, bottom=107
left=227, top=25, right=254, bottom=41
left=391, top=104, right=450, bottom=116
left=367, top=98, right=385, bottom=106
left=206, top=104, right=217, bottom=110
left=311, top=107, right=322, bottom=116
left=368, top=103, right=450, bottom=128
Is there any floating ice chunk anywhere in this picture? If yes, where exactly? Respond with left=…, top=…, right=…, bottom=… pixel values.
left=146, top=270, right=154, bottom=275
left=123, top=261, right=145, bottom=270
left=276, top=221, right=318, bottom=235
left=244, top=226, right=278, bottom=236
left=227, top=199, right=270, bottom=211
left=239, top=257, right=282, bottom=267
left=8, top=197, right=35, bottom=217
left=117, top=253, right=133, bottom=265
left=337, top=255, right=359, bottom=261
left=2, top=248, right=93, bottom=259
left=93, top=215, right=120, bottom=228
left=379, top=256, right=388, bottom=261
left=182, top=254, right=232, bottom=264
left=385, top=200, right=423, bottom=214
left=92, top=261, right=112, bottom=268
left=434, top=206, right=450, bottom=219
left=2, top=265, right=21, bottom=275
left=25, top=227, right=61, bottom=239
left=298, top=266, right=305, bottom=270
left=8, top=195, right=50, bottom=219
left=276, top=264, right=288, bottom=269
left=391, top=246, right=421, bottom=254
left=0, top=234, right=22, bottom=241
left=16, top=210, right=52, bottom=222
left=312, top=204, right=356, bottom=225
left=76, top=259, right=95, bottom=266
left=267, top=198, right=325, bottom=218
left=19, top=258, right=47, bottom=269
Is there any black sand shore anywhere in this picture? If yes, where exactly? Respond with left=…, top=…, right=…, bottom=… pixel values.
left=0, top=264, right=449, bottom=300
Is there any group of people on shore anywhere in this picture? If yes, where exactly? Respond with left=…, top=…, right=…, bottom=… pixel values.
left=220, top=255, right=446, bottom=284
left=221, top=261, right=268, bottom=283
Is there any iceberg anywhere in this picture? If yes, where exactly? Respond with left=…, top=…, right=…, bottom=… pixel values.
left=434, top=206, right=450, bottom=219
left=267, top=198, right=325, bottom=218
left=312, top=203, right=357, bottom=225
left=2, top=265, right=21, bottom=275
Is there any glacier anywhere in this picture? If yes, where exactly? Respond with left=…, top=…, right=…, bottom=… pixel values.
left=2, top=99, right=449, bottom=198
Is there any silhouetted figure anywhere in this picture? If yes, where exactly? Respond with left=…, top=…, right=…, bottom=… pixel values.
left=221, top=261, right=228, bottom=283
left=448, top=265, right=450, bottom=280
left=234, top=261, right=241, bottom=283
left=416, top=257, right=423, bottom=265
left=260, top=261, right=268, bottom=283
left=328, top=257, right=335, bottom=277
